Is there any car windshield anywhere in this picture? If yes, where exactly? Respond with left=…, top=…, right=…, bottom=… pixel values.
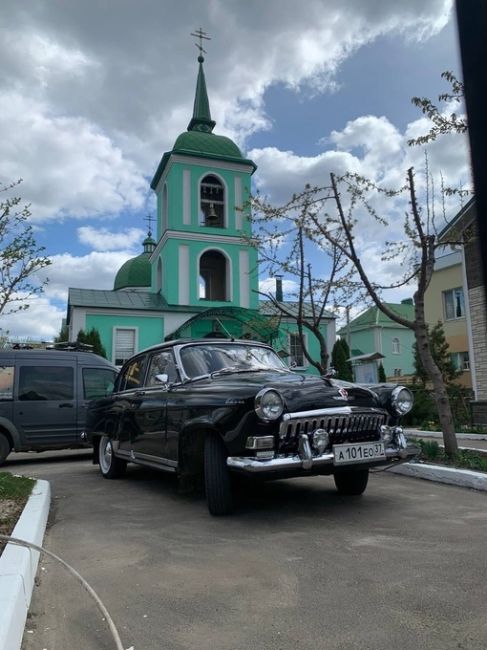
left=179, top=343, right=287, bottom=379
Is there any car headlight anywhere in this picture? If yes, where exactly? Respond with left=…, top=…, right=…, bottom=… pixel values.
left=391, top=386, right=413, bottom=415
left=255, top=388, right=284, bottom=421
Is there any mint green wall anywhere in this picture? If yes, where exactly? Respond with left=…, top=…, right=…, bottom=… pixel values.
left=350, top=330, right=375, bottom=357
left=156, top=163, right=252, bottom=236
left=153, top=158, right=258, bottom=310
left=85, top=314, right=164, bottom=362
left=380, top=328, right=415, bottom=376
left=157, top=238, right=258, bottom=309
left=349, top=327, right=415, bottom=379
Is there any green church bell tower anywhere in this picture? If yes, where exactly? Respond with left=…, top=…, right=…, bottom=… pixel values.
left=150, top=39, right=259, bottom=311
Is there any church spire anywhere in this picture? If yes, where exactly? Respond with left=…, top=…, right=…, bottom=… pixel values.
left=187, top=29, right=216, bottom=133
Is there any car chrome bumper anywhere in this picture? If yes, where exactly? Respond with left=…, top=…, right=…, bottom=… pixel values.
left=227, top=436, right=419, bottom=474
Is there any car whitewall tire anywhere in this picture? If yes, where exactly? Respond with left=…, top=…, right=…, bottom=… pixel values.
left=99, top=435, right=127, bottom=479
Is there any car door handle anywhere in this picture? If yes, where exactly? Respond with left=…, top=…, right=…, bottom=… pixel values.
left=59, top=403, right=74, bottom=408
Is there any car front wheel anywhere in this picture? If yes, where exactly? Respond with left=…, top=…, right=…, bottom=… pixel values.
left=204, top=434, right=234, bottom=516
left=333, top=468, right=369, bottom=495
left=99, top=435, right=127, bottom=479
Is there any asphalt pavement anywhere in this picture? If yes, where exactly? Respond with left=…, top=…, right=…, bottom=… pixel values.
left=4, top=448, right=487, bottom=650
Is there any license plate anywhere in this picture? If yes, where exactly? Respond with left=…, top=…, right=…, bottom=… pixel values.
left=333, top=442, right=385, bottom=465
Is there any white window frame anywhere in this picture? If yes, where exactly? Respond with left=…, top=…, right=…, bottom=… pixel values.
left=443, top=287, right=465, bottom=320
left=112, top=327, right=138, bottom=367
left=450, top=351, right=470, bottom=371
left=392, top=337, right=401, bottom=355
left=288, top=332, right=308, bottom=369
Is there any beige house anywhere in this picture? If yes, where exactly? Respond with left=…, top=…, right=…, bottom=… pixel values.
left=439, top=199, right=487, bottom=424
left=424, top=250, right=472, bottom=389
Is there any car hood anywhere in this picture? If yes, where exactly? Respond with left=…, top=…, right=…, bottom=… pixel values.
left=192, top=370, right=380, bottom=412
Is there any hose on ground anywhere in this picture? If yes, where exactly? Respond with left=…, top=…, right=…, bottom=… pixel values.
left=0, top=533, right=133, bottom=650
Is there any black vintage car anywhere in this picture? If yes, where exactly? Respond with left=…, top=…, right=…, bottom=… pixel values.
left=85, top=339, right=419, bottom=515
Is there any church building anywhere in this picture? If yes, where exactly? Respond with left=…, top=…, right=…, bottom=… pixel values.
left=66, top=46, right=335, bottom=372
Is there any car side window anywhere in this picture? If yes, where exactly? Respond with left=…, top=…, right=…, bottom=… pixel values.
left=83, top=368, right=117, bottom=400
left=0, top=365, right=14, bottom=400
left=18, top=366, right=74, bottom=401
left=118, top=357, right=146, bottom=392
left=147, top=351, right=178, bottom=386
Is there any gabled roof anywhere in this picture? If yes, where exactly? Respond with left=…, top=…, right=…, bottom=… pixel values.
left=337, top=302, right=414, bottom=334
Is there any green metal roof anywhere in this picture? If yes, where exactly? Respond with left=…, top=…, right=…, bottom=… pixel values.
left=174, top=131, right=243, bottom=159
left=186, top=56, right=216, bottom=133
left=337, top=302, right=414, bottom=335
left=150, top=52, right=256, bottom=191
left=113, top=252, right=152, bottom=290
left=68, top=288, right=168, bottom=311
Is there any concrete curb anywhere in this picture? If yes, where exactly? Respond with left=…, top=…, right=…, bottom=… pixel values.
left=388, top=462, right=487, bottom=492
left=0, top=479, right=51, bottom=650
left=405, top=429, right=487, bottom=441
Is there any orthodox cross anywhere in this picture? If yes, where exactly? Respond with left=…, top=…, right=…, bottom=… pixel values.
left=191, top=28, right=211, bottom=57
left=144, top=213, right=154, bottom=236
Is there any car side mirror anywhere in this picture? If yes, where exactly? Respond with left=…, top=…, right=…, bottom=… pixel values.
left=154, top=373, right=169, bottom=384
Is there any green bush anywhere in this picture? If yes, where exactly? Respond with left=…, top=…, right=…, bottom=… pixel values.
left=403, top=384, right=474, bottom=431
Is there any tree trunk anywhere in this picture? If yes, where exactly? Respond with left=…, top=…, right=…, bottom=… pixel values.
left=415, top=323, right=458, bottom=456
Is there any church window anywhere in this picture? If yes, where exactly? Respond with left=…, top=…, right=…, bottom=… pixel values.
left=199, top=250, right=227, bottom=301
left=200, top=174, right=224, bottom=227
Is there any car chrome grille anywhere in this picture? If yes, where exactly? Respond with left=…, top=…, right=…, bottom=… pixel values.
left=278, top=408, right=388, bottom=450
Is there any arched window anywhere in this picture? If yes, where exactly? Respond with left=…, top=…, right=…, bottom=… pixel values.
left=200, top=174, right=224, bottom=227
left=392, top=337, right=400, bottom=354
left=199, top=250, right=227, bottom=301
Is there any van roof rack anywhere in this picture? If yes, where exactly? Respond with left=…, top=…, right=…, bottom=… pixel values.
left=46, top=341, right=94, bottom=351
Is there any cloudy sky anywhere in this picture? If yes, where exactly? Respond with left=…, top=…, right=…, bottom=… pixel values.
left=0, top=0, right=470, bottom=340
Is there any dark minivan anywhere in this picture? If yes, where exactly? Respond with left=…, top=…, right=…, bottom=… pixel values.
left=0, top=348, right=117, bottom=464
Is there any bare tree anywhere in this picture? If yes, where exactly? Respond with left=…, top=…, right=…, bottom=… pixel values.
left=302, top=169, right=460, bottom=455
left=0, top=180, right=51, bottom=316
left=250, top=190, right=355, bottom=375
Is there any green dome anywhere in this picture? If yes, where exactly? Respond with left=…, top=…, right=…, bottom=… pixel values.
left=173, top=131, right=243, bottom=160
left=114, top=252, right=152, bottom=290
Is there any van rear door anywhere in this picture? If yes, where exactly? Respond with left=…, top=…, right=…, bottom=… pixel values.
left=13, top=362, right=78, bottom=446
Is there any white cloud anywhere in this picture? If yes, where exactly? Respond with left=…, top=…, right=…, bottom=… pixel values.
left=259, top=277, right=299, bottom=298
left=0, top=93, right=147, bottom=222
left=77, top=226, right=145, bottom=251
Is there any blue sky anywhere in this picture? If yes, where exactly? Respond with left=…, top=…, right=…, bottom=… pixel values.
left=0, top=0, right=469, bottom=340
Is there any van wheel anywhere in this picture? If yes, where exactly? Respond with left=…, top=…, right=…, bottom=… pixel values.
left=204, top=434, right=234, bottom=516
left=99, top=435, right=126, bottom=479
left=333, top=469, right=369, bottom=495
left=0, top=433, right=10, bottom=466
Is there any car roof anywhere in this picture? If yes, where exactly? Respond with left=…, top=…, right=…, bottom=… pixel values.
left=0, top=349, right=116, bottom=367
